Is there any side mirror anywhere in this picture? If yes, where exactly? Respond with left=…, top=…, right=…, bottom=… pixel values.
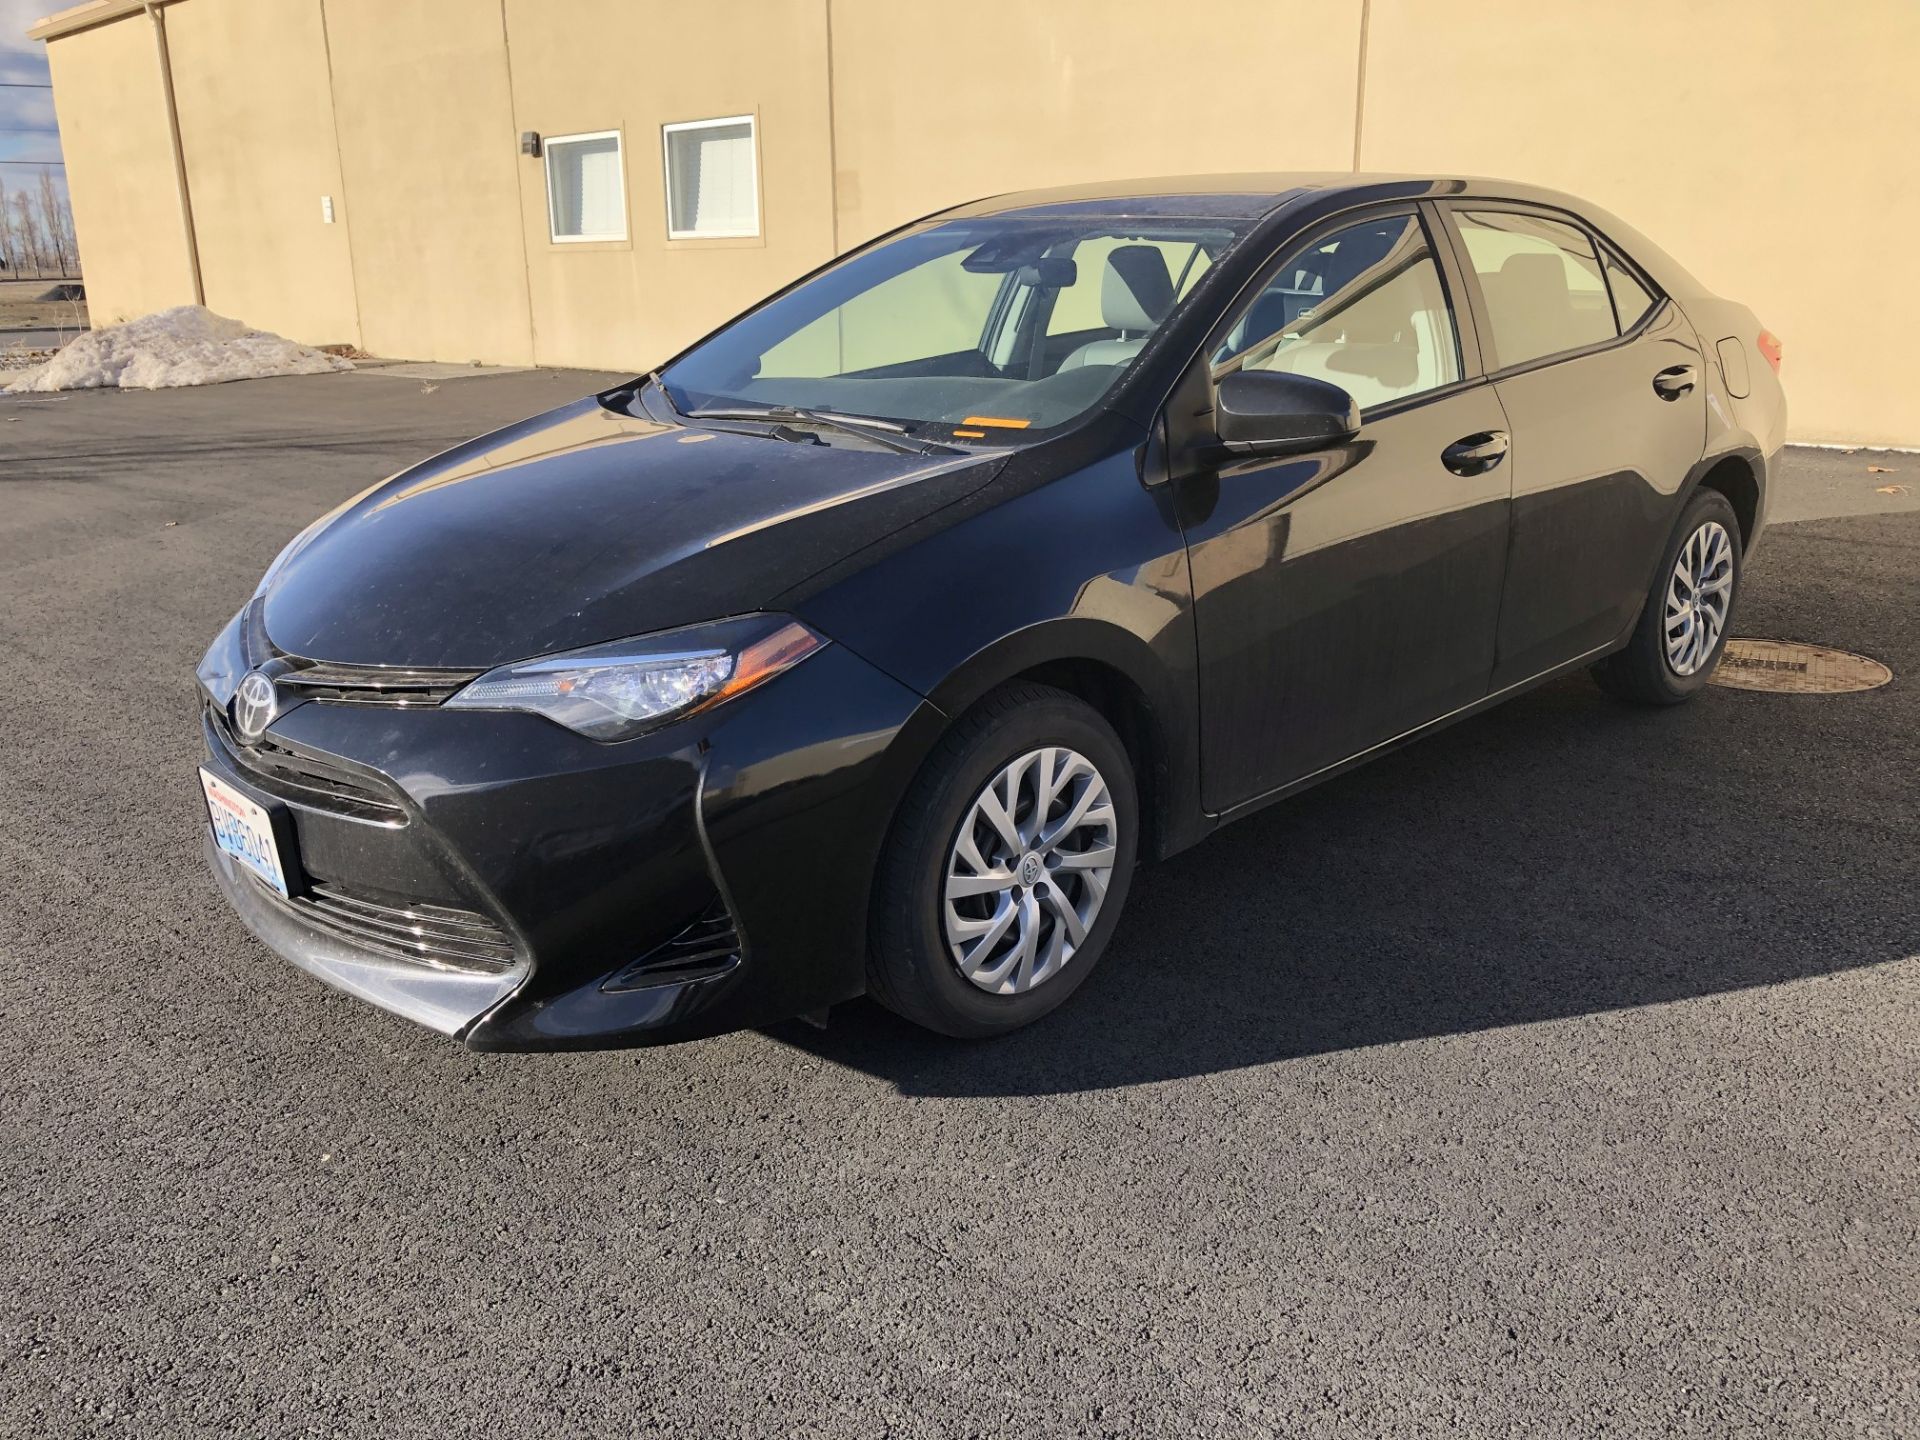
left=1214, top=370, right=1360, bottom=455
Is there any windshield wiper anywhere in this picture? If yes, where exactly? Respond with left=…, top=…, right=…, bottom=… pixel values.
left=686, top=403, right=929, bottom=454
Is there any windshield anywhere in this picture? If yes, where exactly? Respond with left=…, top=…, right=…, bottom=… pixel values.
left=660, top=216, right=1246, bottom=439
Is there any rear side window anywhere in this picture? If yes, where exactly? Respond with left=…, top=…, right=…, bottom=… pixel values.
left=1455, top=210, right=1616, bottom=368
left=1604, top=253, right=1657, bottom=331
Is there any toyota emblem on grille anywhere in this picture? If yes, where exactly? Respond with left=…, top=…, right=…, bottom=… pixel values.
left=233, top=670, right=278, bottom=744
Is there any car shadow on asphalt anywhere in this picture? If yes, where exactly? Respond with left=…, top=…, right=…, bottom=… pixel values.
left=768, top=670, right=1915, bottom=1097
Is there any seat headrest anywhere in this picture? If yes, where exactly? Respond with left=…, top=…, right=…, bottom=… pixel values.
left=1102, top=246, right=1175, bottom=333
left=1498, top=250, right=1570, bottom=310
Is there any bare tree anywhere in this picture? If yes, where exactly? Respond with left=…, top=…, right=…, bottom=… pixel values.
left=0, top=178, right=79, bottom=279
left=34, top=170, right=76, bottom=277
left=8, top=189, right=46, bottom=274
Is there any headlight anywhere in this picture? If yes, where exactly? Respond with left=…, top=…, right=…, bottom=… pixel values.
left=444, top=615, right=826, bottom=741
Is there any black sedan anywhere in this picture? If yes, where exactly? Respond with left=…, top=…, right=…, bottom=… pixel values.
left=196, top=174, right=1787, bottom=1049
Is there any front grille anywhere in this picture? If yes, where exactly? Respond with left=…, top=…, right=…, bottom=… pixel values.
left=252, top=874, right=517, bottom=974
left=244, top=598, right=479, bottom=708
left=274, top=660, right=479, bottom=708
left=604, top=901, right=742, bottom=991
left=205, top=705, right=406, bottom=824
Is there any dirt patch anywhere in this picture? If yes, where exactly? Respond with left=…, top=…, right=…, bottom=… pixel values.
left=0, top=278, right=90, bottom=335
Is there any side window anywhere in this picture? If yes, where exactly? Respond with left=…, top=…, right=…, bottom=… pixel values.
left=1454, top=209, right=1616, bottom=367
left=1214, top=213, right=1462, bottom=410
left=1604, top=251, right=1657, bottom=332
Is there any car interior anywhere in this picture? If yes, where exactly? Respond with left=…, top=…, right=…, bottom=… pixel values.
left=1213, top=216, right=1460, bottom=409
left=713, top=226, right=1236, bottom=431
left=678, top=205, right=1644, bottom=435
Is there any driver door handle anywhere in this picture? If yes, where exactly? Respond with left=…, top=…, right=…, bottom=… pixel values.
left=1653, top=364, right=1697, bottom=400
left=1441, top=430, right=1509, bottom=476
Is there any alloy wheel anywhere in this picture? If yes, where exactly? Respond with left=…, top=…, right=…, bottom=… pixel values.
left=942, top=746, right=1119, bottom=994
left=1664, top=519, right=1734, bottom=677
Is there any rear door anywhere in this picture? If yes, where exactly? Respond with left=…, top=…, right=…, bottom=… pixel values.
left=1437, top=203, right=1707, bottom=685
left=1177, top=206, right=1513, bottom=811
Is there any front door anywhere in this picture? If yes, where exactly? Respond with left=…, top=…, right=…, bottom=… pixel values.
left=1179, top=209, right=1513, bottom=812
left=1439, top=204, right=1709, bottom=685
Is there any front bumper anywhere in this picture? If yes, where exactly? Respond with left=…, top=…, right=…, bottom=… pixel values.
left=204, top=832, right=521, bottom=1034
left=197, top=612, right=940, bottom=1049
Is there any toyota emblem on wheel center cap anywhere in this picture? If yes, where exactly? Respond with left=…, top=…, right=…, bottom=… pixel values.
left=232, top=670, right=278, bottom=744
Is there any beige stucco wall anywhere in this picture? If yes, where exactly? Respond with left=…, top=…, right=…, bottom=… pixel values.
left=163, top=0, right=359, bottom=347
left=1358, top=0, right=1920, bottom=447
left=42, top=12, right=192, bottom=325
left=31, top=0, right=1920, bottom=443
left=499, top=0, right=837, bottom=370
left=827, top=0, right=1365, bottom=246
left=318, top=0, right=532, bottom=365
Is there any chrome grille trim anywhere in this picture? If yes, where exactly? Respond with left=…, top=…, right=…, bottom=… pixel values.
left=275, top=660, right=480, bottom=707
left=249, top=874, right=517, bottom=975
left=604, top=902, right=742, bottom=991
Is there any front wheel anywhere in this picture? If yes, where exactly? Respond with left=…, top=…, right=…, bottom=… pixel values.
left=869, top=682, right=1138, bottom=1038
left=1593, top=488, right=1743, bottom=705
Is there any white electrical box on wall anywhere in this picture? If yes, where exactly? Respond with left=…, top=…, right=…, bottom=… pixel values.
left=320, top=196, right=335, bottom=224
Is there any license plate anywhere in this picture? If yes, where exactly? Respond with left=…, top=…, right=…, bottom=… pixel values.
left=200, top=767, right=291, bottom=897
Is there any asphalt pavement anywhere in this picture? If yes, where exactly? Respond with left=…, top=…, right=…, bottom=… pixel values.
left=2, top=370, right=1915, bottom=1438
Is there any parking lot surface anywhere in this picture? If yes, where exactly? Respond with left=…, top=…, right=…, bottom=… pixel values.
left=3, top=371, right=1916, bottom=1438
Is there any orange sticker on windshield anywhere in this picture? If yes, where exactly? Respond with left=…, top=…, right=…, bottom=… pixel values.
left=961, top=415, right=1032, bottom=429
left=951, top=428, right=987, bottom=438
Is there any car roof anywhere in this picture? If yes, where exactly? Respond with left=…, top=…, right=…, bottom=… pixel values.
left=937, top=173, right=1590, bottom=222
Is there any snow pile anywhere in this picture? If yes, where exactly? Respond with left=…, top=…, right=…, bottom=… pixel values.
left=4, top=305, right=351, bottom=393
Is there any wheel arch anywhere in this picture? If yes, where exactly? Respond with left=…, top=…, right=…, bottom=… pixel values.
left=912, top=618, right=1204, bottom=864
left=1690, top=450, right=1762, bottom=549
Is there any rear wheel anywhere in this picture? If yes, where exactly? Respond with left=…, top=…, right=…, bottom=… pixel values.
left=1593, top=488, right=1743, bottom=705
left=869, top=682, right=1138, bottom=1038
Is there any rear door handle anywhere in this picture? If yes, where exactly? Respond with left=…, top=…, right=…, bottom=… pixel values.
left=1653, top=364, right=1697, bottom=400
left=1441, top=430, right=1509, bottom=476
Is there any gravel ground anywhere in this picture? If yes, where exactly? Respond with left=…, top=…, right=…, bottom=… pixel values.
left=1, top=371, right=1915, bottom=1438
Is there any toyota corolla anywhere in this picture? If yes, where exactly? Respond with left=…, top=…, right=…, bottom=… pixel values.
left=195, top=174, right=1786, bottom=1049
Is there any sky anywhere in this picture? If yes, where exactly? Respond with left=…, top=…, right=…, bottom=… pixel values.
left=0, top=0, right=66, bottom=204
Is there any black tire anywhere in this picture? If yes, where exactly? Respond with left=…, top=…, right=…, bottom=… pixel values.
left=1592, top=487, right=1744, bottom=706
left=868, top=681, right=1139, bottom=1038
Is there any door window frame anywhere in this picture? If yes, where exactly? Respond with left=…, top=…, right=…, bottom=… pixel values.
left=1201, top=202, right=1487, bottom=426
left=1154, top=202, right=1486, bottom=485
left=1431, top=199, right=1671, bottom=379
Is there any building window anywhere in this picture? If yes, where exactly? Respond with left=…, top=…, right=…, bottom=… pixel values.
left=545, top=130, right=627, bottom=243
left=663, top=116, right=759, bottom=239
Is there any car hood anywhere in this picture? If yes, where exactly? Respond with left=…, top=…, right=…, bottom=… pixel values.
left=261, top=395, right=1002, bottom=668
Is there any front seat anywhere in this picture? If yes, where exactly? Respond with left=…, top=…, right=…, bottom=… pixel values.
left=1060, top=246, right=1176, bottom=370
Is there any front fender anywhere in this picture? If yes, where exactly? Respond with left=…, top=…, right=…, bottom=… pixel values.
left=788, top=426, right=1207, bottom=859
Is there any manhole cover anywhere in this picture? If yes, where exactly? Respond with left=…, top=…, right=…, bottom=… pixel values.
left=1710, top=639, right=1892, bottom=694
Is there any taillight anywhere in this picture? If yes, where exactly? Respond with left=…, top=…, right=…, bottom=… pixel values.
left=1757, top=329, right=1783, bottom=373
